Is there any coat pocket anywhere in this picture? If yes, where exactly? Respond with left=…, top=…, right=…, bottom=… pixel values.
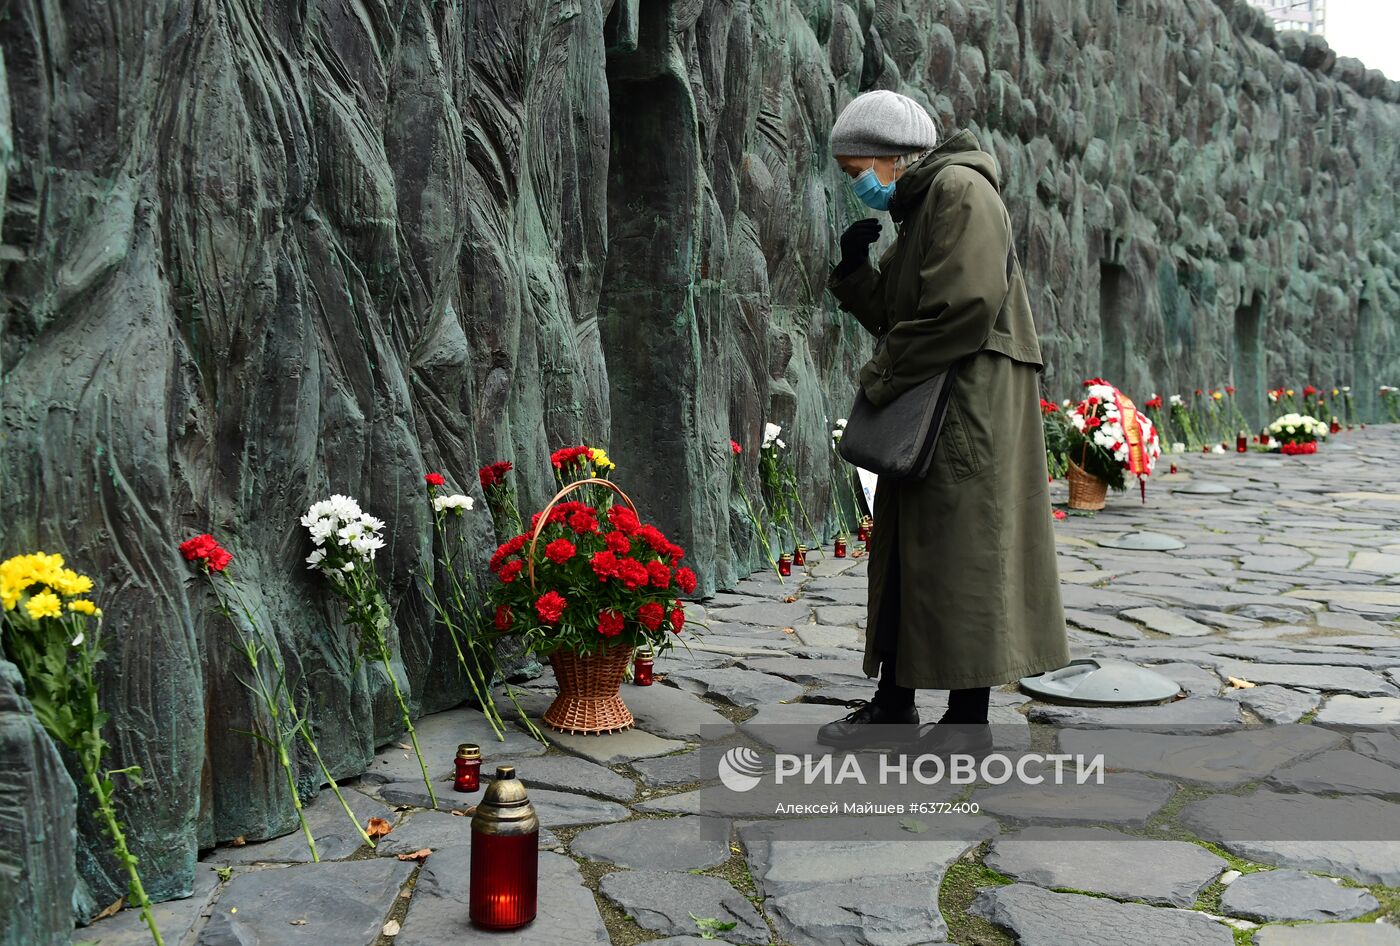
left=941, top=388, right=984, bottom=482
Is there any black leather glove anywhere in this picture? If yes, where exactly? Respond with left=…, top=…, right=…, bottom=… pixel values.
left=834, top=218, right=882, bottom=279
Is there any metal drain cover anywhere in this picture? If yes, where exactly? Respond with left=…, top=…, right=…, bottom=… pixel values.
left=1020, top=658, right=1183, bottom=705
left=1096, top=531, right=1186, bottom=551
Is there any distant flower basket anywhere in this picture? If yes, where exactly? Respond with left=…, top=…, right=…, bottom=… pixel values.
left=1268, top=413, right=1328, bottom=455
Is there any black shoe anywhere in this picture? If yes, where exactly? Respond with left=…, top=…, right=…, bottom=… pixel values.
left=913, top=722, right=994, bottom=760
left=816, top=700, right=920, bottom=749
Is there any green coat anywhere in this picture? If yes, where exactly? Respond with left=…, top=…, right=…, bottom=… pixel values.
left=829, top=130, right=1069, bottom=690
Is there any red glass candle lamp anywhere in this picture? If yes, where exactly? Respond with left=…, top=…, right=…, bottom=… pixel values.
left=1169, top=462, right=1177, bottom=475
left=834, top=536, right=848, bottom=558
left=470, top=766, right=538, bottom=930
left=1201, top=445, right=1210, bottom=454
left=454, top=743, right=481, bottom=793
left=1236, top=432, right=1248, bottom=453
left=1330, top=417, right=1342, bottom=434
left=778, top=552, right=793, bottom=577
left=793, top=545, right=807, bottom=566
left=857, top=516, right=872, bottom=542
left=633, top=646, right=654, bottom=687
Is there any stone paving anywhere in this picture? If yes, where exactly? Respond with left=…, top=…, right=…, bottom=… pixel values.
left=75, top=429, right=1400, bottom=945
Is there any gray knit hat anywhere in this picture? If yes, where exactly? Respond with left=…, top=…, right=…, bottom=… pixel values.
left=829, top=90, right=939, bottom=157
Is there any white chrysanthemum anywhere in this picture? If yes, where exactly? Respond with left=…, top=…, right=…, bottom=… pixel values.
left=831, top=429, right=844, bottom=442
left=1169, top=394, right=1183, bottom=406
left=307, top=517, right=336, bottom=545
left=340, top=561, right=355, bottom=572
left=327, top=494, right=362, bottom=520
left=359, top=513, right=386, bottom=532
left=763, top=422, right=782, bottom=446
left=351, top=534, right=385, bottom=557
left=836, top=418, right=848, bottom=428
left=71, top=631, right=85, bottom=647
left=306, top=548, right=326, bottom=569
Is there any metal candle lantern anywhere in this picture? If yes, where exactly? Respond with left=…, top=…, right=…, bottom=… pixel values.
left=454, top=743, right=482, bottom=793
left=633, top=647, right=654, bottom=687
left=778, top=553, right=792, bottom=577
left=793, top=545, right=807, bottom=566
left=470, top=766, right=538, bottom=930
left=834, top=536, right=848, bottom=558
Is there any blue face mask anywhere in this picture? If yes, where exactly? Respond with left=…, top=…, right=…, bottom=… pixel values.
left=851, top=167, right=896, bottom=211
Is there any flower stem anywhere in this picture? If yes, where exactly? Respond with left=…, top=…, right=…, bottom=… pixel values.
left=378, top=645, right=437, bottom=809
left=83, top=768, right=165, bottom=946
left=276, top=744, right=319, bottom=861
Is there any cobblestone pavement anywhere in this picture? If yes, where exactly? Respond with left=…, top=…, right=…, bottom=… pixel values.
left=79, top=429, right=1400, bottom=945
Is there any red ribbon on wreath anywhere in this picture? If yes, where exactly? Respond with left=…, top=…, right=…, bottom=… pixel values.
left=1112, top=389, right=1152, bottom=504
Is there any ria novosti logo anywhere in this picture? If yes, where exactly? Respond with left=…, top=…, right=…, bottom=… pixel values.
left=717, top=748, right=1105, bottom=791
left=717, top=747, right=768, bottom=792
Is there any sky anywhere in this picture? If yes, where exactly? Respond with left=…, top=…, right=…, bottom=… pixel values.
left=1324, top=0, right=1400, bottom=80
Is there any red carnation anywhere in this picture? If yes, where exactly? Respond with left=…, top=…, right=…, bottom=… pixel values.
left=1304, top=385, right=1318, bottom=397
left=607, top=506, right=641, bottom=535
left=669, top=607, right=685, bottom=633
left=568, top=510, right=599, bottom=534
left=499, top=560, right=525, bottom=583
left=180, top=534, right=233, bottom=573
left=637, top=524, right=669, bottom=554
left=551, top=445, right=591, bottom=469
left=545, top=538, right=576, bottom=564
left=647, top=560, right=672, bottom=588
left=494, top=605, right=513, bottom=631
left=1053, top=509, right=1068, bottom=521
left=1194, top=389, right=1203, bottom=396
left=1225, top=386, right=1236, bottom=395
left=730, top=440, right=742, bottom=455
left=675, top=567, right=698, bottom=595
left=425, top=472, right=446, bottom=487
left=1085, top=417, right=1101, bottom=429
left=605, top=531, right=632, bottom=555
left=665, top=542, right=685, bottom=565
left=638, top=602, right=666, bottom=631
left=535, top=590, right=567, bottom=624
left=491, top=534, right=527, bottom=572
left=617, top=558, right=651, bottom=590
left=590, top=550, right=619, bottom=581
left=597, top=609, right=625, bottom=637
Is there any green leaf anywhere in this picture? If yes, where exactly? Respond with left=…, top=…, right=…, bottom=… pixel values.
left=214, top=866, right=233, bottom=882
left=689, top=913, right=738, bottom=937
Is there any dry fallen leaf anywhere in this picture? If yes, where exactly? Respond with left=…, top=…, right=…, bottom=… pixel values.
left=783, top=594, right=798, bottom=604
left=382, top=919, right=401, bottom=936
left=397, top=848, right=433, bottom=863
left=229, top=835, right=247, bottom=847
left=1227, top=677, right=1257, bottom=689
left=450, top=806, right=476, bottom=817
left=366, top=816, right=393, bottom=839
left=396, top=742, right=412, bottom=751
left=782, top=626, right=796, bottom=635
left=95, top=897, right=124, bottom=921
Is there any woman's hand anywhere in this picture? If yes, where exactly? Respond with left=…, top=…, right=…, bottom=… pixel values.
left=835, top=218, right=882, bottom=278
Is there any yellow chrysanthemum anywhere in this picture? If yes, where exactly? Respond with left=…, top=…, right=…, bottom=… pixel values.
left=50, top=570, right=93, bottom=597
left=68, top=599, right=100, bottom=616
left=24, top=589, right=63, bottom=620
left=589, top=447, right=616, bottom=470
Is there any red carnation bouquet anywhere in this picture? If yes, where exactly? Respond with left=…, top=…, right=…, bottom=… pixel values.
left=488, top=493, right=691, bottom=659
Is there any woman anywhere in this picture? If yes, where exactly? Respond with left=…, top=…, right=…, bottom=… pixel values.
left=818, top=90, right=1069, bottom=753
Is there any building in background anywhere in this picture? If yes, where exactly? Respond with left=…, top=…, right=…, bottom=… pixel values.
left=1248, top=0, right=1327, bottom=34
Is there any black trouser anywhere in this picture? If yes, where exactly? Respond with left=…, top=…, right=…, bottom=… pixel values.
left=871, top=528, right=989, bottom=725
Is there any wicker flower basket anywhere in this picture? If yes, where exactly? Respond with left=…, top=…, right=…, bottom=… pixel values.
left=543, top=645, right=635, bottom=734
left=1066, top=459, right=1108, bottom=511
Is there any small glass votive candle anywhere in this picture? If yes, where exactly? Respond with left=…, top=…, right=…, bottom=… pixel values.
left=455, top=743, right=482, bottom=793
left=633, top=647, right=654, bottom=686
